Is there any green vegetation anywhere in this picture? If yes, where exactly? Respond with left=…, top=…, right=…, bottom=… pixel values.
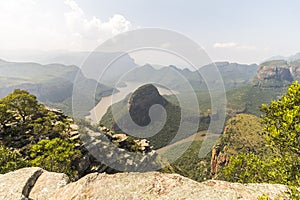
left=101, top=84, right=211, bottom=149
left=164, top=83, right=284, bottom=117
left=0, top=89, right=80, bottom=179
left=260, top=60, right=288, bottom=67
left=101, top=95, right=183, bottom=149
left=30, top=138, right=81, bottom=178
left=226, top=84, right=285, bottom=116
left=159, top=133, right=220, bottom=182
left=221, top=82, right=300, bottom=198
left=0, top=60, right=114, bottom=117
left=162, top=140, right=211, bottom=182
left=0, top=145, right=26, bottom=174
left=216, top=114, right=266, bottom=156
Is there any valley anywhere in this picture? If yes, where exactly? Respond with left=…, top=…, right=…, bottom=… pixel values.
left=1, top=1, right=300, bottom=199
left=87, top=81, right=178, bottom=124
left=1, top=54, right=300, bottom=199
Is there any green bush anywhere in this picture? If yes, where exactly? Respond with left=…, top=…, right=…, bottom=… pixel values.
left=29, top=138, right=81, bottom=179
left=0, top=145, right=26, bottom=174
left=222, top=81, right=300, bottom=198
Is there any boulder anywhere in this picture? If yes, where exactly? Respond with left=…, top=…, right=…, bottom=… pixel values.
left=51, top=171, right=288, bottom=200
left=29, top=171, right=69, bottom=200
left=0, top=168, right=290, bottom=200
left=0, top=167, right=43, bottom=200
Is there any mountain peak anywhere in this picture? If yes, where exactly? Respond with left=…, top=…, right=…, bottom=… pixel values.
left=129, top=84, right=167, bottom=126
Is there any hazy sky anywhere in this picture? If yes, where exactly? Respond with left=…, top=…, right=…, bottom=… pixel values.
left=1, top=0, right=300, bottom=64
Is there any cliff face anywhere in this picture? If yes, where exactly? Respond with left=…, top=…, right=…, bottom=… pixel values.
left=289, top=65, right=300, bottom=80
left=256, top=59, right=300, bottom=88
left=0, top=167, right=289, bottom=200
left=257, top=65, right=293, bottom=82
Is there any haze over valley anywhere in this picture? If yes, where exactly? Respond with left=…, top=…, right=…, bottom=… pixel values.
left=1, top=1, right=300, bottom=199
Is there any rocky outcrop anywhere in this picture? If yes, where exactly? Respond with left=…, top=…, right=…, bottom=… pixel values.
left=210, top=144, right=230, bottom=175
left=81, top=126, right=160, bottom=173
left=103, top=84, right=182, bottom=149
left=128, top=84, right=167, bottom=126
left=0, top=167, right=43, bottom=200
left=29, top=171, right=69, bottom=200
left=0, top=167, right=289, bottom=200
left=289, top=65, right=300, bottom=79
left=255, top=59, right=300, bottom=88
left=257, top=65, right=293, bottom=82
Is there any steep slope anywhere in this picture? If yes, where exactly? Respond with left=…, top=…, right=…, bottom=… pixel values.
left=210, top=114, right=267, bottom=176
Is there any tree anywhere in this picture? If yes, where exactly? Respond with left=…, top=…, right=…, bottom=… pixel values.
left=29, top=138, right=81, bottom=179
left=261, top=81, right=300, bottom=156
left=222, top=81, right=300, bottom=187
left=0, top=103, right=14, bottom=130
left=0, top=89, right=40, bottom=124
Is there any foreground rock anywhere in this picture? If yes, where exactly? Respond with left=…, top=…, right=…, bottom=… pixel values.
left=0, top=167, right=43, bottom=200
left=0, top=168, right=289, bottom=200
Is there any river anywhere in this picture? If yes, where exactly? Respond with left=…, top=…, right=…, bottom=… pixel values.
left=87, top=82, right=177, bottom=124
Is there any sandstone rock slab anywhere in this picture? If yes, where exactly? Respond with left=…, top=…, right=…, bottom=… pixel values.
left=29, top=171, right=69, bottom=200
left=0, top=167, right=43, bottom=200
left=51, top=172, right=289, bottom=200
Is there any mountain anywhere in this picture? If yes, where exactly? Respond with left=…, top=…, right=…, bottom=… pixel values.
left=264, top=52, right=300, bottom=63
left=128, top=84, right=168, bottom=126
left=0, top=59, right=114, bottom=117
left=100, top=84, right=210, bottom=149
left=0, top=50, right=138, bottom=86
left=101, top=84, right=181, bottom=149
left=121, top=62, right=258, bottom=91
left=77, top=51, right=138, bottom=85
left=254, top=59, right=300, bottom=88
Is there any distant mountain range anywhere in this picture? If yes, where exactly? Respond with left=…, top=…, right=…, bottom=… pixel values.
left=264, top=52, right=300, bottom=63
left=0, top=51, right=138, bottom=86
left=121, top=62, right=258, bottom=91
left=2, top=51, right=300, bottom=120
left=0, top=59, right=114, bottom=117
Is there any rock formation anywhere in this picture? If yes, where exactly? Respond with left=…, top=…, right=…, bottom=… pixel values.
left=102, top=84, right=182, bottom=149
left=0, top=167, right=289, bottom=200
left=128, top=84, right=168, bottom=126
left=80, top=125, right=161, bottom=173
left=255, top=59, right=300, bottom=88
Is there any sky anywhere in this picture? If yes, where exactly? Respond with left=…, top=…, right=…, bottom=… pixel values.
left=0, top=0, right=300, bottom=64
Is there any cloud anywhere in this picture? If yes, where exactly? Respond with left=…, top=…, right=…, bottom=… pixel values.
left=64, top=0, right=132, bottom=49
left=214, top=42, right=256, bottom=50
left=0, top=0, right=133, bottom=51
left=213, top=42, right=238, bottom=48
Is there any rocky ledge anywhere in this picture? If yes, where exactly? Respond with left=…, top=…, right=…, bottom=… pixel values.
left=0, top=167, right=289, bottom=200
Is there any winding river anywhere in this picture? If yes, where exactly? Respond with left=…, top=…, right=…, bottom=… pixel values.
left=87, top=82, right=177, bottom=124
